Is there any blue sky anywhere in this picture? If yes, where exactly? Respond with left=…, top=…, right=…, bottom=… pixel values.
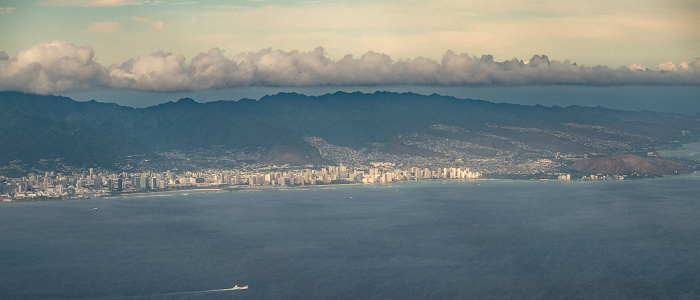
left=0, top=0, right=698, bottom=111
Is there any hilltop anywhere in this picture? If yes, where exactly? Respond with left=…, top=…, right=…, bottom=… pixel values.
left=569, top=154, right=686, bottom=175
left=1, top=91, right=698, bottom=174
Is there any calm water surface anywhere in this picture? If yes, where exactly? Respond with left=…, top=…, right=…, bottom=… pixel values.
left=2, top=175, right=700, bottom=299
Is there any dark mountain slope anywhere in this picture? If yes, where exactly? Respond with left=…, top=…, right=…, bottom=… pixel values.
left=0, top=113, right=151, bottom=169
left=1, top=91, right=698, bottom=170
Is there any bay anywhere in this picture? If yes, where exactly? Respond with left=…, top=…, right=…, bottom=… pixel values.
left=1, top=175, right=700, bottom=299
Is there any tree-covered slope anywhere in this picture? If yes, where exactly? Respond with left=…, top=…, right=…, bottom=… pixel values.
left=1, top=91, right=698, bottom=170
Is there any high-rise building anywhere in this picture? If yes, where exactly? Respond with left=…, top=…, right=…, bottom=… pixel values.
left=93, top=178, right=102, bottom=189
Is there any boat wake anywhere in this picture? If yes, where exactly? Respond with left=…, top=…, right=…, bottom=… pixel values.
left=108, top=285, right=248, bottom=299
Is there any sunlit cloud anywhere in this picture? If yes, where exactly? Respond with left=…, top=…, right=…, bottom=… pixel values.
left=659, top=61, right=695, bottom=71
left=0, top=41, right=104, bottom=94
left=628, top=64, right=648, bottom=71
left=1, top=41, right=698, bottom=95
left=83, top=22, right=121, bottom=33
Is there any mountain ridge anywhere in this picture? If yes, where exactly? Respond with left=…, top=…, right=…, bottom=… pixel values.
left=1, top=91, right=698, bottom=173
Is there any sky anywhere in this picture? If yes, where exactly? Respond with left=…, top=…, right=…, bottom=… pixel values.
left=0, top=0, right=699, bottom=111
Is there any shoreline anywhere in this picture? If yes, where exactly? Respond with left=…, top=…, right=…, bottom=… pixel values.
left=4, top=173, right=698, bottom=203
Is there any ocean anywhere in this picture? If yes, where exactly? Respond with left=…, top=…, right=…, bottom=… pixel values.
left=2, top=174, right=700, bottom=299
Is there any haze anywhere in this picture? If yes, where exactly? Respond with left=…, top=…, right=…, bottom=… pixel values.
left=0, top=0, right=698, bottom=112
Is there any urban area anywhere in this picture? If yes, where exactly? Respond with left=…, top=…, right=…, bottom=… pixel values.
left=1, top=163, right=485, bottom=201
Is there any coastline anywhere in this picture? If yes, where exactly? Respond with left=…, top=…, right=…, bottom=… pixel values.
left=5, top=172, right=699, bottom=203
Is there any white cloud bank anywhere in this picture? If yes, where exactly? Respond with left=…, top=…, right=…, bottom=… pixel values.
left=1, top=41, right=699, bottom=94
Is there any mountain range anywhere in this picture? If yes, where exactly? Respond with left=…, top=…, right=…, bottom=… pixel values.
left=1, top=91, right=698, bottom=173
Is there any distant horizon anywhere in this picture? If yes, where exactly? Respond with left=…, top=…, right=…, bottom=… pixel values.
left=59, top=85, right=700, bottom=115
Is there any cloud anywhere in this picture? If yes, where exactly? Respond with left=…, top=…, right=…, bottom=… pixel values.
left=628, top=64, right=648, bottom=71
left=103, top=49, right=700, bottom=90
left=1, top=41, right=699, bottom=94
left=83, top=22, right=121, bottom=33
left=40, top=0, right=142, bottom=7
left=659, top=61, right=697, bottom=71
left=132, top=16, right=164, bottom=30
left=108, top=51, right=191, bottom=91
left=0, top=7, right=16, bottom=13
left=0, top=41, right=105, bottom=94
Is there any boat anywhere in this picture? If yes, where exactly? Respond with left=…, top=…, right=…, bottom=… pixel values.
left=228, top=285, right=248, bottom=290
